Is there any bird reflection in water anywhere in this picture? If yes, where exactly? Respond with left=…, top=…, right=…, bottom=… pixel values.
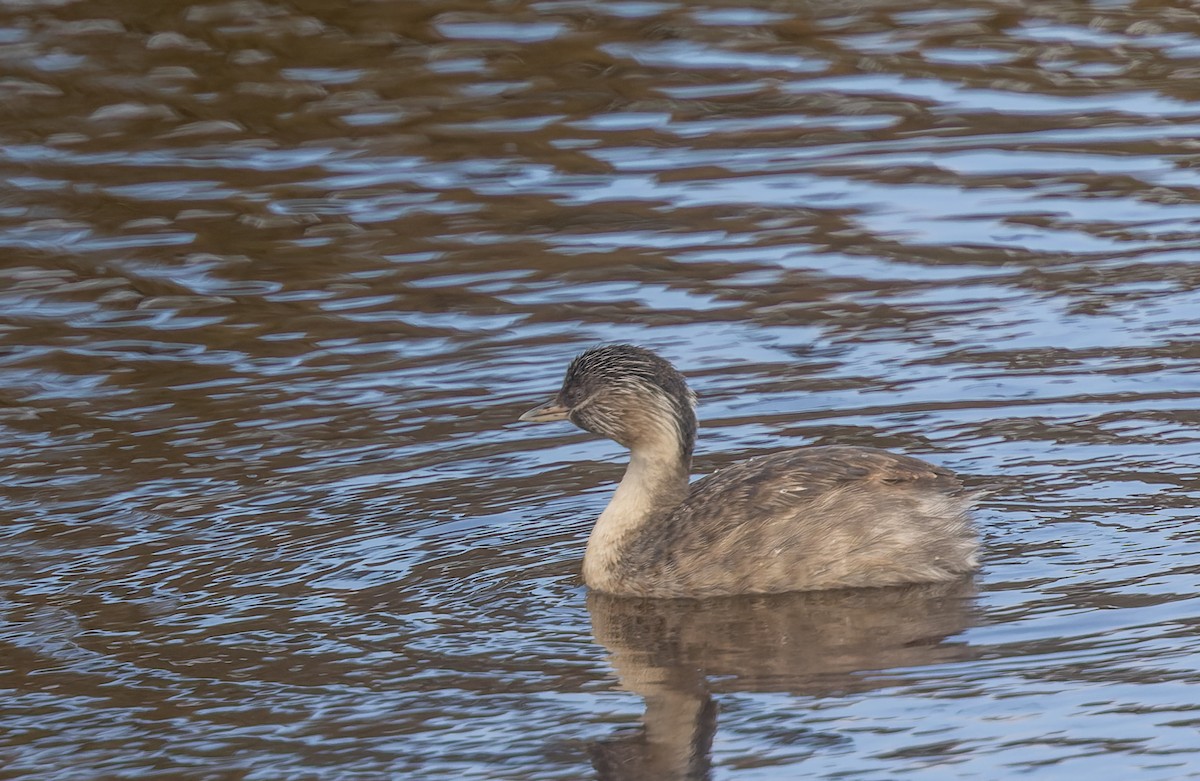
left=586, top=579, right=978, bottom=780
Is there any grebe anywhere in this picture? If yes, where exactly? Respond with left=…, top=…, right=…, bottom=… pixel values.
left=520, top=345, right=979, bottom=598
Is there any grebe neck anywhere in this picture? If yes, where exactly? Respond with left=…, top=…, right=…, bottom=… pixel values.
left=583, top=439, right=690, bottom=591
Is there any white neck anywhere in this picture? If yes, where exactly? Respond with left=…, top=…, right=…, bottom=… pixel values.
left=583, top=441, right=689, bottom=592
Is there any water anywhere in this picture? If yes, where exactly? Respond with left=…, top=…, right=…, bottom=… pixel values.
left=2, top=0, right=1200, bottom=778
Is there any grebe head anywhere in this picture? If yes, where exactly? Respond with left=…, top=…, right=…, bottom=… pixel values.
left=520, top=344, right=698, bottom=458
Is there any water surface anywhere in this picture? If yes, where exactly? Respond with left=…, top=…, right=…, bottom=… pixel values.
left=3, top=0, right=1200, bottom=778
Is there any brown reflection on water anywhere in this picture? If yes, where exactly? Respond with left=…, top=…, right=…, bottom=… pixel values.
left=588, top=581, right=977, bottom=781
left=2, top=0, right=1200, bottom=778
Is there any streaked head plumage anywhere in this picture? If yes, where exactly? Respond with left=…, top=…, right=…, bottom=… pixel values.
left=528, top=344, right=697, bottom=457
